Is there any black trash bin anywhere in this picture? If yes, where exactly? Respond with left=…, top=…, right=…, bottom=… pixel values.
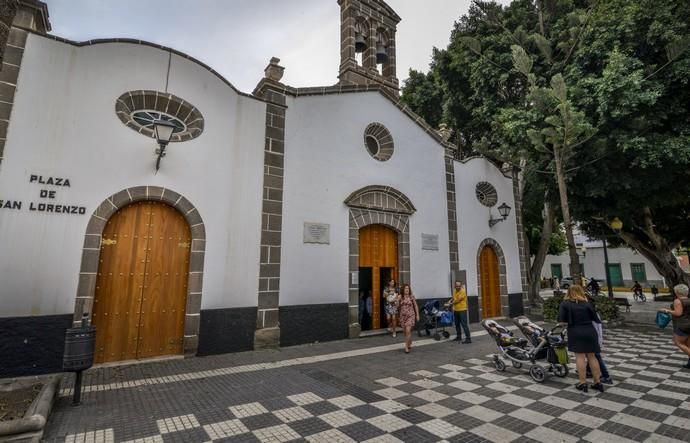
left=63, top=326, right=96, bottom=372
left=63, top=314, right=96, bottom=405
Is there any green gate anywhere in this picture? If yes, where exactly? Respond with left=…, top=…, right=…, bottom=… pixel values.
left=551, top=264, right=563, bottom=280
left=608, top=264, right=623, bottom=287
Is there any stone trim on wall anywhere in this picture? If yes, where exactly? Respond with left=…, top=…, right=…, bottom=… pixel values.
left=72, top=185, right=206, bottom=356
left=511, top=170, right=530, bottom=301
left=445, top=151, right=459, bottom=274
left=115, top=90, right=204, bottom=143
left=344, top=184, right=416, bottom=215
left=0, top=1, right=18, bottom=65
left=253, top=86, right=287, bottom=350
left=346, top=185, right=414, bottom=338
left=476, top=238, right=509, bottom=319
left=0, top=26, right=27, bottom=165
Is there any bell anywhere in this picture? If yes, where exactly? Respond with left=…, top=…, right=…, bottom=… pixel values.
left=376, top=44, right=388, bottom=64
left=355, top=33, right=367, bottom=53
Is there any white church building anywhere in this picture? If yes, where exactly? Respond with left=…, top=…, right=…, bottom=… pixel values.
left=0, top=0, right=527, bottom=377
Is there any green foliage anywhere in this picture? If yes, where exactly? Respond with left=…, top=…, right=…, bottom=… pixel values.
left=527, top=223, right=567, bottom=255
left=543, top=294, right=563, bottom=321
left=543, top=294, right=620, bottom=322
left=590, top=295, right=620, bottom=322
left=401, top=0, right=690, bottom=284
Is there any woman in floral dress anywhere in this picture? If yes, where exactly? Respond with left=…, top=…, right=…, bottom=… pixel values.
left=399, top=284, right=420, bottom=353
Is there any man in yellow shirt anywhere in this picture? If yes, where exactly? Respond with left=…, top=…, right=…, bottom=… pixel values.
left=447, top=281, right=471, bottom=343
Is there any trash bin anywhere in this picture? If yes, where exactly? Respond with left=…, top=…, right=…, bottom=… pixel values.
left=63, top=314, right=96, bottom=405
left=63, top=326, right=96, bottom=372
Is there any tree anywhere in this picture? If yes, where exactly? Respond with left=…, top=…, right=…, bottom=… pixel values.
left=403, top=0, right=690, bottom=292
left=566, top=0, right=690, bottom=286
left=403, top=0, right=585, bottom=305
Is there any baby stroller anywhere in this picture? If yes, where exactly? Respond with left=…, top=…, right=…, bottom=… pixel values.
left=481, top=319, right=569, bottom=383
left=418, top=300, right=452, bottom=340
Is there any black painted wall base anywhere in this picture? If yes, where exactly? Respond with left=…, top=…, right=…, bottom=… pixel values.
left=280, top=303, right=348, bottom=347
left=0, top=314, right=73, bottom=378
left=468, top=296, right=480, bottom=323
left=508, top=293, right=525, bottom=318
left=197, top=307, right=257, bottom=356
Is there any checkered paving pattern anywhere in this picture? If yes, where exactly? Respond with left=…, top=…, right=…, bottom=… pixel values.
left=54, top=329, right=690, bottom=442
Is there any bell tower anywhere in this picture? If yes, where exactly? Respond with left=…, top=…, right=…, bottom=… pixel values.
left=337, top=0, right=400, bottom=94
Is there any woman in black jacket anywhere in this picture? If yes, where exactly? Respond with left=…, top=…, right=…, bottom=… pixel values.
left=558, top=285, right=604, bottom=393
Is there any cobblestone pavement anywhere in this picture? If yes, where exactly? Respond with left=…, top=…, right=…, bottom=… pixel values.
left=44, top=324, right=690, bottom=443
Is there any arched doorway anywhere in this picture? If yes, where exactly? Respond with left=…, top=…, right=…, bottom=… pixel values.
left=359, top=224, right=398, bottom=330
left=479, top=245, right=501, bottom=318
left=91, top=201, right=191, bottom=363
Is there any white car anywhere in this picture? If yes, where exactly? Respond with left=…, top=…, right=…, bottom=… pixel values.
left=560, top=276, right=588, bottom=289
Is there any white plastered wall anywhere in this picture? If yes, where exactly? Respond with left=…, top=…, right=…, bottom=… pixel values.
left=0, top=35, right=265, bottom=317
left=280, top=92, right=451, bottom=306
left=455, top=158, right=521, bottom=296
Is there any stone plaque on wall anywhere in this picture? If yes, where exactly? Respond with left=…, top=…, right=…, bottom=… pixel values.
left=304, top=222, right=330, bottom=244
left=421, top=233, right=439, bottom=251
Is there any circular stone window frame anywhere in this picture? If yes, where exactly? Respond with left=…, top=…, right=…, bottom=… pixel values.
left=116, top=90, right=204, bottom=143
left=363, top=122, right=394, bottom=162
left=476, top=181, right=498, bottom=207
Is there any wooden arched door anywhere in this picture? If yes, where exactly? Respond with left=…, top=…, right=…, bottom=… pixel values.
left=91, top=201, right=191, bottom=363
left=359, top=225, right=398, bottom=330
left=480, top=246, right=501, bottom=318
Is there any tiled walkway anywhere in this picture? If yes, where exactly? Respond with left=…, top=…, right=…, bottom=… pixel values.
left=45, top=326, right=690, bottom=442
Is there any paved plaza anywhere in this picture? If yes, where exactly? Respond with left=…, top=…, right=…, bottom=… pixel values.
left=44, top=324, right=690, bottom=443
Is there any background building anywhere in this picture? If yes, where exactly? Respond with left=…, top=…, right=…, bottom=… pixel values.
left=541, top=233, right=666, bottom=288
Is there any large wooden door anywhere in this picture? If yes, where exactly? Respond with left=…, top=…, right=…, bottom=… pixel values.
left=359, top=225, right=397, bottom=329
left=480, top=246, right=501, bottom=318
left=92, top=202, right=190, bottom=363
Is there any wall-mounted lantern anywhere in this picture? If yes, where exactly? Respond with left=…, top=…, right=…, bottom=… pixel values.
left=153, top=119, right=176, bottom=172
left=488, top=202, right=512, bottom=227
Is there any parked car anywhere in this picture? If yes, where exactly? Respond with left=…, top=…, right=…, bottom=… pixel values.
left=559, top=277, right=573, bottom=289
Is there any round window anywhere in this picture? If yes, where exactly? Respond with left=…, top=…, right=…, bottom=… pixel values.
left=365, top=135, right=380, bottom=157
left=363, top=123, right=394, bottom=161
left=115, top=90, right=204, bottom=142
left=476, top=182, right=498, bottom=207
left=131, top=111, right=186, bottom=133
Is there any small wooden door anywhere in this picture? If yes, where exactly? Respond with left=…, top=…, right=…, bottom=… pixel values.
left=92, top=202, right=190, bottom=363
left=359, top=225, right=397, bottom=329
left=480, top=246, right=501, bottom=318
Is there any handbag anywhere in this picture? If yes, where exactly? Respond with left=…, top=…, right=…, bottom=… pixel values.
left=656, top=311, right=672, bottom=329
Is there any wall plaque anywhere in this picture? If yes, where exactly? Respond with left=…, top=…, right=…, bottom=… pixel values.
left=421, top=233, right=439, bottom=251
left=304, top=222, right=330, bottom=244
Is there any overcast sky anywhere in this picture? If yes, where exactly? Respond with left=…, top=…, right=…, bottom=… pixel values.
left=43, top=0, right=510, bottom=93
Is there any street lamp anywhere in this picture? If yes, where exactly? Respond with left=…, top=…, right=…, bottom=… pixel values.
left=602, top=217, right=623, bottom=299
left=153, top=119, right=176, bottom=172
left=489, top=202, right=512, bottom=227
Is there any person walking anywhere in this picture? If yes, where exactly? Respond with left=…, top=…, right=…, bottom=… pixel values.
left=383, top=279, right=399, bottom=337
left=558, top=285, right=605, bottom=393
left=586, top=295, right=613, bottom=384
left=398, top=284, right=420, bottom=353
left=660, top=284, right=690, bottom=369
left=446, top=281, right=471, bottom=343
left=651, top=284, right=659, bottom=301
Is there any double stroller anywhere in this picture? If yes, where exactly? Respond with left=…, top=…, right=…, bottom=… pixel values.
left=481, top=315, right=569, bottom=383
left=417, top=300, right=453, bottom=340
